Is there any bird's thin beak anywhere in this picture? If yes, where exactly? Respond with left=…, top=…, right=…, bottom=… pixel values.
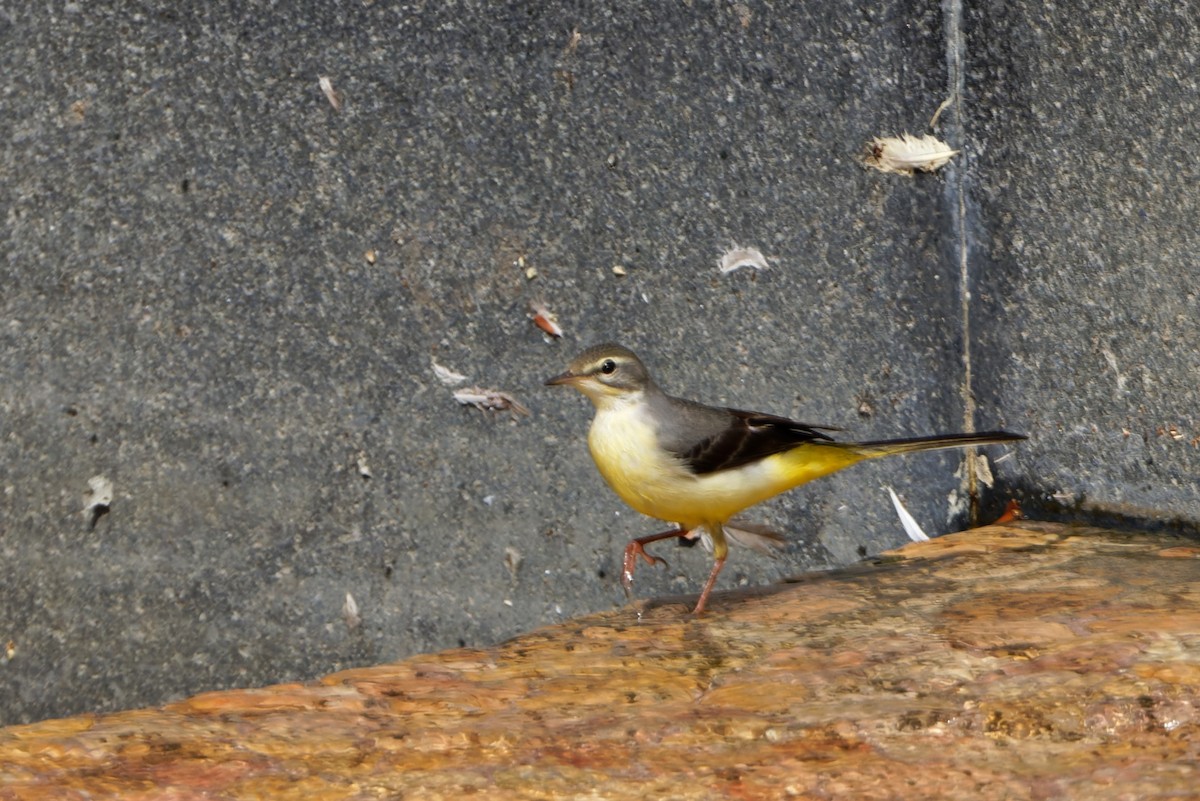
left=545, top=370, right=580, bottom=387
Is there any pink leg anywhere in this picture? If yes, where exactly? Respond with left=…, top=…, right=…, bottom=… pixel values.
left=622, top=528, right=689, bottom=599
left=690, top=524, right=729, bottom=615
left=690, top=555, right=726, bottom=615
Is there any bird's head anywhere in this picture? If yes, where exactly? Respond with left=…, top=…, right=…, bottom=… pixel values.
left=545, top=343, right=652, bottom=409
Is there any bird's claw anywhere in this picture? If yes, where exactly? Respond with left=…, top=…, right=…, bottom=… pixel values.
left=621, top=540, right=669, bottom=597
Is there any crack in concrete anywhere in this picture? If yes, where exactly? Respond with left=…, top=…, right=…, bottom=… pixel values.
left=943, top=0, right=983, bottom=523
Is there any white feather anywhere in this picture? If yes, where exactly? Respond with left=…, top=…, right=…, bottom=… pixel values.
left=717, top=244, right=770, bottom=274
left=690, top=519, right=787, bottom=556
left=865, top=133, right=959, bottom=175
left=432, top=359, right=468, bottom=386
left=887, top=486, right=930, bottom=542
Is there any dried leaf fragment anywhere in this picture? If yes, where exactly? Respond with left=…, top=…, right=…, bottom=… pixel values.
left=356, top=452, right=372, bottom=480
left=564, top=27, right=582, bottom=54
left=974, top=454, right=996, bottom=488
left=718, top=244, right=770, bottom=274
left=529, top=301, right=563, bottom=338
left=1051, top=489, right=1076, bottom=506
left=733, top=2, right=753, bottom=29
left=431, top=359, right=468, bottom=387
left=342, top=592, right=361, bottom=630
left=84, top=475, right=114, bottom=529
left=319, top=75, right=342, bottom=112
left=865, top=133, right=959, bottom=175
left=504, top=546, right=524, bottom=578
left=453, top=387, right=530, bottom=418
left=991, top=499, right=1024, bottom=525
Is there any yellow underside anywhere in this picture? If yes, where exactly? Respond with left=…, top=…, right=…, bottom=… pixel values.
left=589, top=418, right=867, bottom=529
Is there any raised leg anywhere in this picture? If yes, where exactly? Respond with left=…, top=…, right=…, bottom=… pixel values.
left=622, top=527, right=689, bottom=599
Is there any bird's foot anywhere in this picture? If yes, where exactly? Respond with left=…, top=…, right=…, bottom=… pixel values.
left=621, top=528, right=687, bottom=599
left=622, top=542, right=668, bottom=597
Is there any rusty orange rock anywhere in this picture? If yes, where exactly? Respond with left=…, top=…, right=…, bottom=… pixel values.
left=2, top=522, right=1199, bottom=800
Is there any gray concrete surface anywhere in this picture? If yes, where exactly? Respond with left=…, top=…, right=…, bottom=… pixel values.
left=1, top=2, right=1196, bottom=725
left=966, top=4, right=1200, bottom=520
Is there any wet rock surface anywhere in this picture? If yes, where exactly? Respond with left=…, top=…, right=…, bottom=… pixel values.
left=2, top=521, right=1198, bottom=799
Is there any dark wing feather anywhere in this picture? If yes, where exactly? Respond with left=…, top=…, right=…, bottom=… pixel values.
left=673, top=406, right=841, bottom=475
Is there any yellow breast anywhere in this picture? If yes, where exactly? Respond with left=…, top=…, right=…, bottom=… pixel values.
left=587, top=401, right=683, bottom=518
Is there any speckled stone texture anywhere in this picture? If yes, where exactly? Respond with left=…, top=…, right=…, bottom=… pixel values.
left=2, top=522, right=1197, bottom=799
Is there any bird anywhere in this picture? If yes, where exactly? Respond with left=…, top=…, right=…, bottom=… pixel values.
left=546, top=343, right=1026, bottom=614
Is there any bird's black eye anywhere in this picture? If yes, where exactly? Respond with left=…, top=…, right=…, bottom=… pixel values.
left=600, top=359, right=617, bottom=374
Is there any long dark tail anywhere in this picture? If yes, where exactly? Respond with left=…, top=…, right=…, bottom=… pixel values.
left=850, top=430, right=1026, bottom=458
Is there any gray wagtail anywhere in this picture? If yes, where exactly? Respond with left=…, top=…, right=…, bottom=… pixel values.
left=546, top=343, right=1025, bottom=614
